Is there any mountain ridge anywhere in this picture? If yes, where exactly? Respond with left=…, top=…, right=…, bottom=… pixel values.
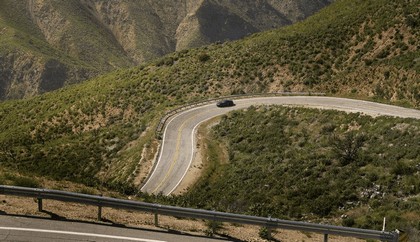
left=0, top=0, right=333, bottom=100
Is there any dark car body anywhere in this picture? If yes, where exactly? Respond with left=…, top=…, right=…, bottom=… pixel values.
left=216, top=99, right=235, bottom=107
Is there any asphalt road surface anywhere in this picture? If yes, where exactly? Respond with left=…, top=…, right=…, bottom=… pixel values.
left=141, top=96, right=420, bottom=195
left=0, top=216, right=229, bottom=242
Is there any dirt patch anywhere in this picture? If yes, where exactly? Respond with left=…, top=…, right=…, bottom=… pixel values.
left=134, top=139, right=160, bottom=187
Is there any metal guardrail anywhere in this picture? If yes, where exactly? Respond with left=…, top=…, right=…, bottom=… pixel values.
left=155, top=92, right=326, bottom=137
left=0, top=185, right=398, bottom=241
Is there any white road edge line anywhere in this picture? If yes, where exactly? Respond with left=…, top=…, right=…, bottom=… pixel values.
left=141, top=103, right=214, bottom=192
left=0, top=227, right=166, bottom=242
left=168, top=112, right=218, bottom=195
left=140, top=110, right=181, bottom=191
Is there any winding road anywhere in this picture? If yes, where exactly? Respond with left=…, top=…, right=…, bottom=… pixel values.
left=141, top=96, right=420, bottom=195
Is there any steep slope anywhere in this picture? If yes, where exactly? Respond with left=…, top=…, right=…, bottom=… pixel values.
left=179, top=107, right=420, bottom=232
left=0, top=0, right=418, bottom=191
left=0, top=0, right=333, bottom=100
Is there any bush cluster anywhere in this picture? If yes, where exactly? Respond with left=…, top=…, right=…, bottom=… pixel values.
left=177, top=106, right=420, bottom=231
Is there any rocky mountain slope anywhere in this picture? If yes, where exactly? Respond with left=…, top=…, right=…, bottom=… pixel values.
left=0, top=0, right=333, bottom=100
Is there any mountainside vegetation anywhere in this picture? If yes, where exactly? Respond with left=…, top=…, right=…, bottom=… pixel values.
left=0, top=0, right=419, bottom=232
left=0, top=0, right=333, bottom=100
left=170, top=106, right=420, bottom=232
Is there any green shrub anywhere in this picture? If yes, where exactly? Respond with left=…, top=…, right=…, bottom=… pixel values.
left=331, top=132, right=366, bottom=166
left=12, top=176, right=40, bottom=188
left=198, top=53, right=210, bottom=62
left=77, top=187, right=96, bottom=195
left=204, top=220, right=223, bottom=236
left=391, top=161, right=414, bottom=176
left=258, top=227, right=271, bottom=240
left=342, top=217, right=355, bottom=227
left=180, top=107, right=420, bottom=229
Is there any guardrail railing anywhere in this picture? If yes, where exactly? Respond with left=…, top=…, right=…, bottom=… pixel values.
left=0, top=185, right=398, bottom=241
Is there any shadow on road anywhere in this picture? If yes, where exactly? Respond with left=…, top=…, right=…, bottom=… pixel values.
left=213, top=232, right=251, bottom=242
left=40, top=210, right=66, bottom=220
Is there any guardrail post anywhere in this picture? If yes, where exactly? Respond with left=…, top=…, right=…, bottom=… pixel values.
left=37, top=198, right=43, bottom=212
left=211, top=220, right=216, bottom=235
left=97, top=194, right=102, bottom=221
left=97, top=206, right=102, bottom=221
left=324, top=234, right=328, bottom=242
left=266, top=227, right=272, bottom=240
left=392, top=231, right=399, bottom=242
left=265, top=216, right=273, bottom=240
left=210, top=212, right=220, bottom=235
left=154, top=210, right=159, bottom=227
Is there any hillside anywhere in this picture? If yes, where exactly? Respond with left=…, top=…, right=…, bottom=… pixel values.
left=0, top=0, right=333, bottom=100
left=0, top=0, right=419, bottom=215
left=172, top=106, right=420, bottom=233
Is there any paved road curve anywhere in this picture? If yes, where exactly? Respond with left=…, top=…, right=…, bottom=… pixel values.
left=141, top=96, right=420, bottom=195
left=0, top=216, right=228, bottom=242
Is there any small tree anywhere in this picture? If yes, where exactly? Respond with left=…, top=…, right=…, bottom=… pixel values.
left=204, top=220, right=222, bottom=236
left=258, top=227, right=272, bottom=240
left=198, top=52, right=210, bottom=62
left=331, top=132, right=366, bottom=166
left=0, top=142, right=16, bottom=162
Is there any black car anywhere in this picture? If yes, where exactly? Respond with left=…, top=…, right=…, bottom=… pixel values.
left=216, top=99, right=235, bottom=107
